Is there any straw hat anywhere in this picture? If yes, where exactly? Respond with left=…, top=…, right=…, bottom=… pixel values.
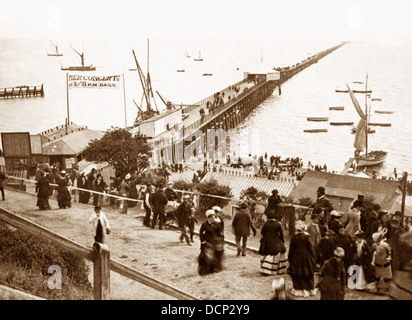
left=205, top=210, right=216, bottom=217
left=372, top=232, right=383, bottom=243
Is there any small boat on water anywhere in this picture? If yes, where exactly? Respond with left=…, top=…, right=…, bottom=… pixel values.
left=202, top=73, right=212, bottom=76
left=47, top=41, right=63, bottom=56
left=61, top=45, right=96, bottom=71
left=194, top=51, right=203, bottom=61
left=304, top=129, right=328, bottom=133
left=375, top=110, right=394, bottom=114
left=307, top=117, right=328, bottom=122
left=330, top=122, right=354, bottom=126
left=177, top=69, right=185, bottom=72
left=368, top=122, right=392, bottom=127
left=329, top=106, right=344, bottom=110
left=347, top=74, right=388, bottom=168
left=371, top=98, right=382, bottom=101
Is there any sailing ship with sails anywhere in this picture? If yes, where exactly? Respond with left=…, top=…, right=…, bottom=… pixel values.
left=348, top=74, right=387, bottom=167
left=61, top=45, right=96, bottom=71
left=194, top=51, right=203, bottom=61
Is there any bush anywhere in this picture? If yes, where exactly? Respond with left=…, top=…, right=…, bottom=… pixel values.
left=172, top=179, right=196, bottom=202
left=195, top=179, right=232, bottom=217
left=0, top=222, right=92, bottom=300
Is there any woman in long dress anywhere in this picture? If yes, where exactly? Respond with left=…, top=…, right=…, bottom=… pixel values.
left=350, top=231, right=376, bottom=291
left=287, top=220, right=317, bottom=297
left=259, top=210, right=288, bottom=275
left=78, top=174, right=90, bottom=204
left=36, top=171, right=51, bottom=210
left=319, top=247, right=347, bottom=300
left=56, top=170, right=71, bottom=209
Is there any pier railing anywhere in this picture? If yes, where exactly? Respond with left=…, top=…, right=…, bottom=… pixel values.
left=0, top=85, right=44, bottom=99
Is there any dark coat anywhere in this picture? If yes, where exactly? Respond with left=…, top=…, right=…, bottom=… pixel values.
left=264, top=194, right=282, bottom=216
left=319, top=257, right=346, bottom=299
left=165, top=187, right=177, bottom=201
left=175, top=202, right=192, bottom=228
left=332, top=233, right=354, bottom=270
left=199, top=220, right=224, bottom=246
left=232, top=209, right=257, bottom=237
left=288, top=232, right=317, bottom=278
left=313, top=196, right=334, bottom=215
left=258, top=219, right=286, bottom=255
left=151, top=189, right=168, bottom=214
left=36, top=176, right=50, bottom=198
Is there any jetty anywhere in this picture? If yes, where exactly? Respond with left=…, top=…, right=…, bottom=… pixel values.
left=131, top=42, right=348, bottom=163
left=0, top=85, right=44, bottom=99
left=330, top=122, right=354, bottom=126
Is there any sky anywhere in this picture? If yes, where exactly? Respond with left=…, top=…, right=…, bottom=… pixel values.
left=1, top=0, right=411, bottom=45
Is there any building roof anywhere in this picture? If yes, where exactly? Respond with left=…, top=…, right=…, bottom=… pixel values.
left=42, top=128, right=104, bottom=156
left=289, top=170, right=401, bottom=210
left=202, top=170, right=297, bottom=199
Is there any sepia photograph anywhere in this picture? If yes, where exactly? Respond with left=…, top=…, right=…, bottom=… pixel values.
left=0, top=0, right=411, bottom=308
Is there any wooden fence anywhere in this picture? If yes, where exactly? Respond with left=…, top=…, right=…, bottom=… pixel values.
left=0, top=207, right=199, bottom=300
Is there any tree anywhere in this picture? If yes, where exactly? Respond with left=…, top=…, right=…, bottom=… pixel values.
left=83, top=127, right=151, bottom=178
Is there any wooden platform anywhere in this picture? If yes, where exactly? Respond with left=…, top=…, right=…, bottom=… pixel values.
left=0, top=85, right=44, bottom=99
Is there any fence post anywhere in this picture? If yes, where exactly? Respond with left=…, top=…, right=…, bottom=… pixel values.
left=93, top=242, right=110, bottom=300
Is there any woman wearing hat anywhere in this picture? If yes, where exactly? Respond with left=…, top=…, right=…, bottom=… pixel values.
left=372, top=230, right=392, bottom=294
left=264, top=189, right=282, bottom=219
left=56, top=170, right=71, bottom=209
left=350, top=231, right=376, bottom=292
left=259, top=210, right=288, bottom=276
left=318, top=247, right=347, bottom=300
left=198, top=209, right=225, bottom=275
left=287, top=220, right=317, bottom=297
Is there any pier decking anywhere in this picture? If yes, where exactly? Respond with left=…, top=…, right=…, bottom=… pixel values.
left=0, top=85, right=44, bottom=99
left=147, top=42, right=348, bottom=162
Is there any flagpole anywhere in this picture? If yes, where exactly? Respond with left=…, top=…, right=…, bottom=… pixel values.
left=123, top=73, right=127, bottom=129
left=66, top=72, right=70, bottom=124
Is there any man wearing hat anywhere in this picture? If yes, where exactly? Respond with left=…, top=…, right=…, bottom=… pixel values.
left=328, top=210, right=342, bottom=235
left=232, top=202, right=257, bottom=256
left=311, top=186, right=334, bottom=225
left=89, top=205, right=111, bottom=244
left=175, top=195, right=194, bottom=245
left=365, top=203, right=381, bottom=244
left=151, top=184, right=168, bottom=230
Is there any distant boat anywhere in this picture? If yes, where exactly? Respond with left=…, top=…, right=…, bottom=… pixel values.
left=351, top=126, right=375, bottom=134
left=177, top=69, right=185, bottom=72
left=185, top=51, right=191, bottom=58
left=61, top=45, right=96, bottom=71
left=330, top=121, right=354, bottom=126
left=307, top=117, right=328, bottom=122
left=47, top=41, right=63, bottom=56
left=368, top=122, right=392, bottom=127
left=303, top=129, right=328, bottom=133
left=371, top=98, right=382, bottom=101
left=194, top=51, right=203, bottom=61
left=329, top=106, right=344, bottom=110
left=202, top=73, right=212, bottom=76
left=336, top=89, right=372, bottom=94
left=374, top=110, right=394, bottom=114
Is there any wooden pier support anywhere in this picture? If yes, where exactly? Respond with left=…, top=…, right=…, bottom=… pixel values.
left=0, top=84, right=44, bottom=99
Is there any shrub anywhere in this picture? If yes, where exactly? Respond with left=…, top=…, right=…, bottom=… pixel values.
left=195, top=179, right=232, bottom=217
left=0, top=222, right=92, bottom=300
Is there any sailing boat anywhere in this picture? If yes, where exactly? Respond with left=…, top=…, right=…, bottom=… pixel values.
left=61, top=45, right=96, bottom=71
left=47, top=41, right=63, bottom=56
left=185, top=51, right=191, bottom=58
left=132, top=39, right=160, bottom=126
left=194, top=51, right=203, bottom=61
left=348, top=74, right=387, bottom=167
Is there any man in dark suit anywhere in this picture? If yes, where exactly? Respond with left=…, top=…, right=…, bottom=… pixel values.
left=232, top=202, right=257, bottom=256
left=312, top=186, right=334, bottom=225
left=151, top=184, right=168, bottom=230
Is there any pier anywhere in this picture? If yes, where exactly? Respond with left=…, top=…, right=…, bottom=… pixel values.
left=0, top=85, right=44, bottom=99
left=142, top=42, right=348, bottom=163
